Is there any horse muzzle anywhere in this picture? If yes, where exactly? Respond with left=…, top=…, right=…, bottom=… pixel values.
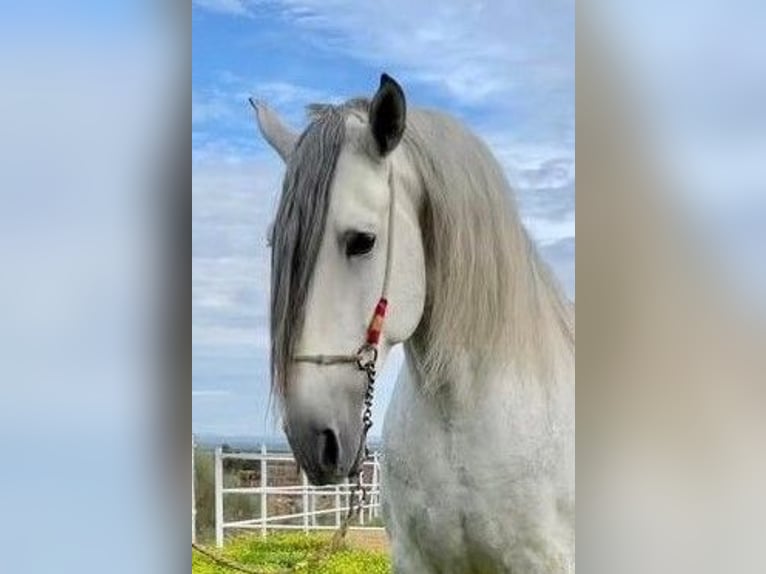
left=285, top=420, right=363, bottom=485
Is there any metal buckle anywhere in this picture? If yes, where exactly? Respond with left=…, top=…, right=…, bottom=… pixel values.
left=355, top=343, right=378, bottom=371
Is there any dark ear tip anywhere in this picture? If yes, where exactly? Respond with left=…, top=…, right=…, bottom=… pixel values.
left=379, top=73, right=402, bottom=93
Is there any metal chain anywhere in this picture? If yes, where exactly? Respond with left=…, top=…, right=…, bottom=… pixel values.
left=356, top=357, right=377, bottom=510
left=331, top=354, right=377, bottom=549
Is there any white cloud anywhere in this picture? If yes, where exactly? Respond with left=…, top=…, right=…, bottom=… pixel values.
left=524, top=213, right=575, bottom=247
left=193, top=153, right=280, bottom=353
left=193, top=76, right=337, bottom=132
left=478, top=131, right=575, bottom=260
left=193, top=0, right=251, bottom=16
left=272, top=0, right=573, bottom=108
left=253, top=81, right=335, bottom=109
left=192, top=89, right=234, bottom=125
left=193, top=256, right=266, bottom=310
left=540, top=238, right=575, bottom=299
left=193, top=1, right=573, bottom=111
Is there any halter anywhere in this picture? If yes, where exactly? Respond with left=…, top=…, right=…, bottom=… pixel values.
left=291, top=173, right=396, bottom=519
left=293, top=171, right=396, bottom=368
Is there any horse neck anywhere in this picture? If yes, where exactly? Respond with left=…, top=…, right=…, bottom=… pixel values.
left=402, top=227, right=573, bottom=401
left=395, top=119, right=573, bottom=399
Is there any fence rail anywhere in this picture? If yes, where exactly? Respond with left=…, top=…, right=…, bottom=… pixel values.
left=193, top=441, right=384, bottom=547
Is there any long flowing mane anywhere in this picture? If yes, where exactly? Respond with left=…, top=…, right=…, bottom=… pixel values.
left=401, top=108, right=574, bottom=389
left=269, top=99, right=573, bottom=399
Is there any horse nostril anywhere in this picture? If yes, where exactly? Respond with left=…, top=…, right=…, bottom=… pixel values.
left=318, top=429, right=340, bottom=470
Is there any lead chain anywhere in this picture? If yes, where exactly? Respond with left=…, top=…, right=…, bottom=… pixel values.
left=351, top=360, right=376, bottom=519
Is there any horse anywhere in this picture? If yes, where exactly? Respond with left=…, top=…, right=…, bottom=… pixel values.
left=252, top=74, right=574, bottom=573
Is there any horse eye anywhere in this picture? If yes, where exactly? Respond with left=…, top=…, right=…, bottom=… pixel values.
left=345, top=232, right=376, bottom=257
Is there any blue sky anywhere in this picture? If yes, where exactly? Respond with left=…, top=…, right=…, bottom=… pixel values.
left=192, top=0, right=575, bottom=438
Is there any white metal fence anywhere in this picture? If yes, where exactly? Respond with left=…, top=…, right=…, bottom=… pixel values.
left=193, top=441, right=384, bottom=547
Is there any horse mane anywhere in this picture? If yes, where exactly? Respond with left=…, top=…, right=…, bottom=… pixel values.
left=399, top=108, right=574, bottom=389
left=270, top=99, right=574, bottom=400
left=269, top=106, right=347, bottom=399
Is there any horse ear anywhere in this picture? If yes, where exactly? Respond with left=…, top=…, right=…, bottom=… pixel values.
left=369, top=73, right=406, bottom=156
left=250, top=98, right=298, bottom=162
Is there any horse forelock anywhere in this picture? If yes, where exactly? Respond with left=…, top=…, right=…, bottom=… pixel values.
left=270, top=103, right=355, bottom=400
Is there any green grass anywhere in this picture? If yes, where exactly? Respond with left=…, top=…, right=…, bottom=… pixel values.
left=192, top=533, right=390, bottom=574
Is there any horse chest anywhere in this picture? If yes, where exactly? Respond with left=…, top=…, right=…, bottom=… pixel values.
left=381, top=369, right=574, bottom=573
left=382, top=419, right=502, bottom=571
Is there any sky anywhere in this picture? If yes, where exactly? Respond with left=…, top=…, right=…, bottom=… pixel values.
left=192, top=0, right=575, bottom=439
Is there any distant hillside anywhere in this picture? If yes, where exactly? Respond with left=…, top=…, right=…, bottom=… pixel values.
left=193, top=434, right=288, bottom=451
left=193, top=433, right=384, bottom=453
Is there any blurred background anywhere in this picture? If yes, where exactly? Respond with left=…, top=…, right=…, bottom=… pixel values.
left=578, top=2, right=766, bottom=573
left=0, top=2, right=185, bottom=573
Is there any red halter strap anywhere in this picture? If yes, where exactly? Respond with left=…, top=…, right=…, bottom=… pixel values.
left=365, top=298, right=388, bottom=345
